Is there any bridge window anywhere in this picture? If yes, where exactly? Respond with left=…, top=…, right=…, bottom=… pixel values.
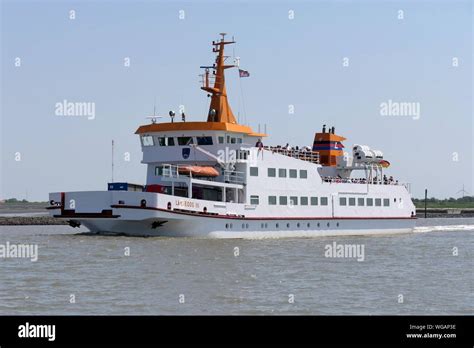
left=268, top=168, right=276, bottom=177
left=157, top=137, right=175, bottom=146
left=301, top=197, right=308, bottom=205
left=197, top=136, right=213, bottom=145
left=218, top=136, right=224, bottom=144
left=250, top=195, right=259, bottom=205
left=178, top=136, right=194, bottom=146
left=250, top=167, right=259, bottom=176
left=349, top=198, right=356, bottom=206
left=141, top=135, right=154, bottom=146
left=279, top=196, right=288, bottom=205
left=339, top=197, right=347, bottom=206
left=375, top=198, right=382, bottom=207
left=321, top=197, right=328, bottom=206
left=278, top=169, right=287, bottom=178
left=311, top=197, right=319, bottom=205
left=290, top=196, right=298, bottom=205
left=367, top=198, right=374, bottom=206
left=268, top=196, right=277, bottom=205
left=383, top=198, right=390, bottom=207
left=289, top=169, right=297, bottom=178
left=358, top=198, right=365, bottom=206
left=155, top=166, right=163, bottom=176
left=300, top=170, right=308, bottom=179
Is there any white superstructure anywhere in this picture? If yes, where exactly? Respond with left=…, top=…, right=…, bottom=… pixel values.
left=47, top=34, right=416, bottom=238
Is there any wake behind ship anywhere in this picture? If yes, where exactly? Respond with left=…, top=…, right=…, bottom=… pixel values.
left=47, top=34, right=417, bottom=238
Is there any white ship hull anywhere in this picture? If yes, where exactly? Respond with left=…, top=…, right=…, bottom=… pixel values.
left=75, top=213, right=416, bottom=239
left=47, top=191, right=416, bottom=238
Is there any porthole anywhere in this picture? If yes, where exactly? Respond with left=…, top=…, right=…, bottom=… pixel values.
left=317, top=223, right=320, bottom=227
left=225, top=223, right=229, bottom=229
left=327, top=222, right=330, bottom=227
left=246, top=223, right=249, bottom=228
left=307, top=223, right=310, bottom=228
left=229, top=223, right=233, bottom=228
left=287, top=223, right=290, bottom=228
left=394, top=198, right=397, bottom=202
left=264, top=223, right=268, bottom=228
left=242, top=223, right=245, bottom=229
left=276, top=223, right=279, bottom=228
left=336, top=222, right=339, bottom=227
left=261, top=223, right=264, bottom=228
left=297, top=223, right=300, bottom=228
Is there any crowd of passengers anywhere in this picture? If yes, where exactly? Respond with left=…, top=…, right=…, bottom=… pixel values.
left=323, top=175, right=399, bottom=185
left=263, top=143, right=314, bottom=153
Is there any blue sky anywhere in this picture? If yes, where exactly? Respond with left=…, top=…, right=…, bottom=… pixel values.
left=1, top=0, right=472, bottom=201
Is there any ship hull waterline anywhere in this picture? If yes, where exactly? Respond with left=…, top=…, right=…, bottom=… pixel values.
left=59, top=208, right=417, bottom=238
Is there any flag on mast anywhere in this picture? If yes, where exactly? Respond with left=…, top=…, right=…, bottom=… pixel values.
left=239, top=69, right=250, bottom=78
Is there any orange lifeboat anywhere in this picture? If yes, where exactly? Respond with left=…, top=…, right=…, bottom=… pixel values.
left=178, top=166, right=220, bottom=177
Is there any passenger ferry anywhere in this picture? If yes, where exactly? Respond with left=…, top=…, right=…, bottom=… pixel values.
left=47, top=34, right=416, bottom=238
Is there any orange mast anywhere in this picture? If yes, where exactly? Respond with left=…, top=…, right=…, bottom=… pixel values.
left=201, top=33, right=237, bottom=124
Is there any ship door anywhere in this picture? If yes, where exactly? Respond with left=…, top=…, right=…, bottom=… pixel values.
left=331, top=194, right=336, bottom=218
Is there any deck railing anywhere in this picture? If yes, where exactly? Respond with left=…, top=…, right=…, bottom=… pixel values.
left=264, top=146, right=320, bottom=164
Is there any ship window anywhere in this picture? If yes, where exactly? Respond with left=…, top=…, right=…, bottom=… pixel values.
left=321, top=197, right=328, bottom=206
left=158, top=137, right=175, bottom=146
left=358, top=198, right=365, bottom=206
left=268, top=196, right=277, bottom=205
left=301, top=197, right=308, bottom=205
left=197, top=136, right=213, bottom=145
left=311, top=197, right=318, bottom=205
left=250, top=167, right=259, bottom=176
left=289, top=169, right=297, bottom=178
left=237, top=138, right=243, bottom=143
left=375, top=198, right=382, bottom=206
left=268, top=168, right=276, bottom=177
left=178, top=136, right=194, bottom=146
left=290, top=196, right=298, bottom=205
left=250, top=195, right=259, bottom=205
left=278, top=169, right=287, bottom=178
left=383, top=198, right=390, bottom=207
left=141, top=135, right=154, bottom=146
left=226, top=135, right=231, bottom=143
left=367, top=198, right=374, bottom=206
left=339, top=197, right=347, bottom=206
left=230, top=137, right=236, bottom=144
left=279, top=196, right=288, bottom=205
left=349, top=198, right=356, bottom=206
left=155, top=166, right=163, bottom=176
left=218, top=136, right=224, bottom=144
left=300, top=170, right=308, bottom=179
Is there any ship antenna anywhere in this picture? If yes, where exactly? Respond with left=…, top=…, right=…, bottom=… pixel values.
left=200, top=33, right=237, bottom=123
left=111, top=139, right=114, bottom=183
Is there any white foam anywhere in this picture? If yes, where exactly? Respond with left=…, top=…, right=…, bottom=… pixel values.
left=414, top=225, right=474, bottom=233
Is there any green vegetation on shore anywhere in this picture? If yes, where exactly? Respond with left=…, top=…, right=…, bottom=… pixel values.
left=413, top=196, right=474, bottom=209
